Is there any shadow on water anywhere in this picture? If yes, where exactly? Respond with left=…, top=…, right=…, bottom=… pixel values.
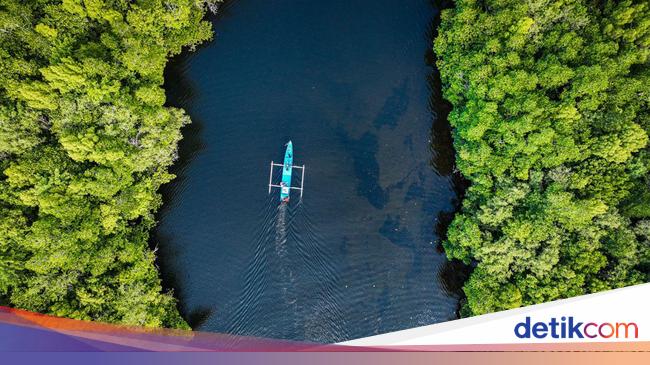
left=335, top=128, right=388, bottom=210
left=152, top=2, right=254, bottom=321
left=373, top=79, right=411, bottom=130
left=426, top=0, right=472, bottom=313
left=151, top=56, right=207, bottom=321
left=426, top=0, right=457, bottom=179
left=186, top=306, right=214, bottom=328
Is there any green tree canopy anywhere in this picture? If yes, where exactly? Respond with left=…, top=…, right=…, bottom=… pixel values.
left=436, top=0, right=650, bottom=315
left=0, top=0, right=218, bottom=328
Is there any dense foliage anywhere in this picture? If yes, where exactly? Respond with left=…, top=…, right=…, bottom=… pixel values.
left=435, top=0, right=650, bottom=315
left=0, top=0, right=215, bottom=327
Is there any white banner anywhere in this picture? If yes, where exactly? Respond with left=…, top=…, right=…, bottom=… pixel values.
left=342, top=283, right=649, bottom=345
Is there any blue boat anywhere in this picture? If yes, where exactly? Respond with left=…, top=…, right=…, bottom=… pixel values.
left=268, top=141, right=305, bottom=203
left=280, top=141, right=294, bottom=202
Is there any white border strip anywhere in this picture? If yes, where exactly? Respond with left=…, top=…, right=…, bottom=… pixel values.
left=341, top=283, right=650, bottom=346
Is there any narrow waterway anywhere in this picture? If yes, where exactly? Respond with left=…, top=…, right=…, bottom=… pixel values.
left=156, top=0, right=465, bottom=343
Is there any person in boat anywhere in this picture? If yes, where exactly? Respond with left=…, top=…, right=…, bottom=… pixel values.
left=279, top=182, right=290, bottom=203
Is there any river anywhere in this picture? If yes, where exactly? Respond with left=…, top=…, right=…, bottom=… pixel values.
left=155, top=0, right=466, bottom=343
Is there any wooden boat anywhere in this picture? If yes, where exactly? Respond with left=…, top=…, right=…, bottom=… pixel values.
left=268, top=141, right=304, bottom=203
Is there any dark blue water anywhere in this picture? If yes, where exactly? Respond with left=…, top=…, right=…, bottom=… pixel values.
left=156, top=0, right=464, bottom=343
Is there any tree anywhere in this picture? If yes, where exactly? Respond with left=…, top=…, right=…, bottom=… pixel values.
left=0, top=0, right=219, bottom=328
left=435, top=0, right=650, bottom=316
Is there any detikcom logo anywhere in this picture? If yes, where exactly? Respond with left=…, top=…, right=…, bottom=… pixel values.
left=514, top=316, right=639, bottom=339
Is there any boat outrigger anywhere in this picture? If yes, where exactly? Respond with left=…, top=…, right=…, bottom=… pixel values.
left=268, top=141, right=305, bottom=203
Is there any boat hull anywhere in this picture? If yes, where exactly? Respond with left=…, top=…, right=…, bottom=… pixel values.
left=280, top=141, right=293, bottom=202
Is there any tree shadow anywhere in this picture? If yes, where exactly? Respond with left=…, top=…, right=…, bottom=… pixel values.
left=150, top=49, right=207, bottom=324
left=151, top=1, right=242, bottom=325
left=426, top=0, right=472, bottom=316
left=186, top=306, right=214, bottom=329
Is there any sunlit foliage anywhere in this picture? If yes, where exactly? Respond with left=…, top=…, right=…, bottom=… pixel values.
left=435, top=0, right=650, bottom=315
left=0, top=0, right=217, bottom=328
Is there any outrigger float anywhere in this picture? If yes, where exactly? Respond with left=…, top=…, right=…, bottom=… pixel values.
left=268, top=141, right=305, bottom=203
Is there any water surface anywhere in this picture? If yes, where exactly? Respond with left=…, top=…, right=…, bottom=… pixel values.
left=157, top=0, right=464, bottom=343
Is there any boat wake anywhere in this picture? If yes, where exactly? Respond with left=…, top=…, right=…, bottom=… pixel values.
left=274, top=202, right=288, bottom=254
left=223, top=195, right=345, bottom=341
left=274, top=202, right=298, bottom=301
